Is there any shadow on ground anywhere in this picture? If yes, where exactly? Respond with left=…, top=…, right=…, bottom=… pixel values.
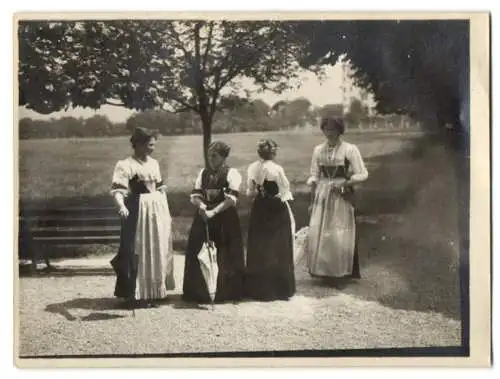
left=44, top=294, right=213, bottom=321
left=45, top=298, right=128, bottom=321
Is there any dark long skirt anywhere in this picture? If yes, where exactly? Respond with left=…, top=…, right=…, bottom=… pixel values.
left=182, top=207, right=245, bottom=304
left=243, top=196, right=296, bottom=301
left=110, top=197, right=139, bottom=299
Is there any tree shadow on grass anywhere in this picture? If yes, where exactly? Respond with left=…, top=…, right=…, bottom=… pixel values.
left=294, top=226, right=461, bottom=320
left=45, top=297, right=128, bottom=321
left=292, top=141, right=464, bottom=321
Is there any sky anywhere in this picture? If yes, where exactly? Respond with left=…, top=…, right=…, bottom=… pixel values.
left=19, top=64, right=367, bottom=123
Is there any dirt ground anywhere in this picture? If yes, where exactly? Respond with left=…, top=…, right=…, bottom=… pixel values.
left=17, top=254, right=460, bottom=357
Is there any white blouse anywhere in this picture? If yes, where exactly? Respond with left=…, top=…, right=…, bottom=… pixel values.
left=110, top=156, right=166, bottom=196
left=307, top=140, right=369, bottom=186
left=246, top=160, right=293, bottom=202
left=190, top=167, right=242, bottom=204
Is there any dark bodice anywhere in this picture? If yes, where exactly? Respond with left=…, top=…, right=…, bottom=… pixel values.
left=124, top=175, right=153, bottom=210
left=319, top=158, right=351, bottom=180
left=256, top=179, right=280, bottom=198
left=192, top=166, right=239, bottom=206
left=129, top=175, right=152, bottom=195
left=202, top=167, right=229, bottom=205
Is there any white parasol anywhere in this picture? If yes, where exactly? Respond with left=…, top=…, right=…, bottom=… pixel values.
left=198, top=223, right=219, bottom=310
left=294, top=226, right=309, bottom=265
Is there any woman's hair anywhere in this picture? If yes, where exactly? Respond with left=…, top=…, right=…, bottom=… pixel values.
left=208, top=141, right=231, bottom=158
left=130, top=127, right=158, bottom=148
left=257, top=139, right=278, bottom=160
left=320, top=117, right=345, bottom=135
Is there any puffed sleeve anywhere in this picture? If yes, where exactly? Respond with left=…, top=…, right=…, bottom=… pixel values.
left=225, top=168, right=242, bottom=203
left=110, top=160, right=130, bottom=197
left=346, top=144, right=369, bottom=182
left=246, top=162, right=258, bottom=197
left=190, top=169, right=204, bottom=202
left=307, top=145, right=321, bottom=186
left=154, top=160, right=167, bottom=192
left=277, top=165, right=294, bottom=202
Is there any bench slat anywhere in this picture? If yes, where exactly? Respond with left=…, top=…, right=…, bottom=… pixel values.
left=33, top=218, right=121, bottom=228
left=20, top=208, right=118, bottom=218
left=32, top=229, right=121, bottom=239
left=33, top=236, right=121, bottom=244
left=32, top=225, right=121, bottom=232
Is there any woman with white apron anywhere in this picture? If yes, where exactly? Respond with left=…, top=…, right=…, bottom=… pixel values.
left=110, top=127, right=175, bottom=309
left=307, top=117, right=369, bottom=279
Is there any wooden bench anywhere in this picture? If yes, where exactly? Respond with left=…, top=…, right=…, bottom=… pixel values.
left=22, top=207, right=121, bottom=245
left=19, top=206, right=121, bottom=271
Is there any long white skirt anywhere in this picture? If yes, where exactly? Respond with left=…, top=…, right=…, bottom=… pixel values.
left=134, top=192, right=176, bottom=300
left=307, top=179, right=356, bottom=277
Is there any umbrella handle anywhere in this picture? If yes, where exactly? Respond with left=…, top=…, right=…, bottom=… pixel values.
left=204, top=222, right=211, bottom=244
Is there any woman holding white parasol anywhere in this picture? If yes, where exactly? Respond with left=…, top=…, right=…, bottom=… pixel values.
left=182, top=141, right=245, bottom=304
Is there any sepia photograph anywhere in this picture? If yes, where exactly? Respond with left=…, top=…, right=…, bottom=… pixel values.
left=13, top=12, right=491, bottom=367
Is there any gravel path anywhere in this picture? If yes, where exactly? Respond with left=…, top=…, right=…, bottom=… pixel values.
left=18, top=255, right=461, bottom=357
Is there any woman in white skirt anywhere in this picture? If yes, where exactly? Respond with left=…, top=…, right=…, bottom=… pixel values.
left=110, top=127, right=175, bottom=309
left=307, top=117, right=368, bottom=279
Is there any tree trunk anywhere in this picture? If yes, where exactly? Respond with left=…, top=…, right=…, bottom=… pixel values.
left=200, top=108, right=212, bottom=168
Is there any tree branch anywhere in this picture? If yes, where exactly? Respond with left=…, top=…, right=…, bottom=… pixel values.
left=172, top=106, right=196, bottom=114
left=105, top=100, right=125, bottom=107
left=202, top=21, right=215, bottom=71
left=171, top=96, right=199, bottom=113
left=208, top=69, right=223, bottom=118
left=164, top=24, right=193, bottom=65
left=217, top=49, right=263, bottom=90
left=214, top=28, right=281, bottom=92
left=194, top=22, right=202, bottom=86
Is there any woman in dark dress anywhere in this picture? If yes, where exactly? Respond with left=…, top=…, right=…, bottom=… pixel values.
left=182, top=141, right=245, bottom=304
left=243, top=139, right=296, bottom=301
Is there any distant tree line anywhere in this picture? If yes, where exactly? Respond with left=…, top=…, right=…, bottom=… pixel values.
left=19, top=97, right=420, bottom=140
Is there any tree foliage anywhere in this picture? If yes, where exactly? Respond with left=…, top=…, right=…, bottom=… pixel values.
left=295, top=20, right=469, bottom=133
left=19, top=20, right=311, bottom=165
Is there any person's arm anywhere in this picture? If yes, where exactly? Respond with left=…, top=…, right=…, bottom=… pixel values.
left=155, top=160, right=168, bottom=194
left=278, top=165, right=293, bottom=201
left=206, top=168, right=241, bottom=218
left=246, top=163, right=258, bottom=198
left=344, top=144, right=369, bottom=186
left=207, top=197, right=235, bottom=217
left=110, top=161, right=130, bottom=219
left=189, top=169, right=207, bottom=210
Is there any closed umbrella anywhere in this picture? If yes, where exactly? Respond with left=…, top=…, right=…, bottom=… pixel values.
left=198, top=223, right=219, bottom=310
left=294, top=226, right=309, bottom=265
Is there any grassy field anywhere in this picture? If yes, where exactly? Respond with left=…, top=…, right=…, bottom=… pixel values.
left=19, top=130, right=425, bottom=253
left=18, top=129, right=422, bottom=203
left=18, top=129, right=463, bottom=321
